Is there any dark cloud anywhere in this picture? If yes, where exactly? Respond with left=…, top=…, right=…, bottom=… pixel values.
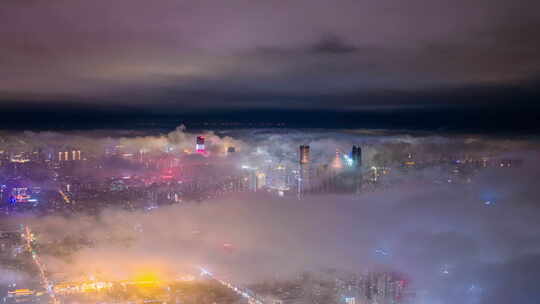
left=310, top=35, right=358, bottom=54
left=0, top=0, right=539, bottom=111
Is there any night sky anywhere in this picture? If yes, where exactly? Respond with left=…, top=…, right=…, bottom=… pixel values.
left=1, top=0, right=540, bottom=130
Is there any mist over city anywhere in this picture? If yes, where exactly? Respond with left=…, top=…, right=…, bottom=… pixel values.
left=2, top=0, right=540, bottom=303
left=0, top=126, right=538, bottom=304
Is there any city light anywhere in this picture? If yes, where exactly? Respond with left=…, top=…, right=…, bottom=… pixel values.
left=0, top=128, right=530, bottom=304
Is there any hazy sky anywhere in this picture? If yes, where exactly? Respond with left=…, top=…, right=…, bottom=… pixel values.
left=1, top=0, right=540, bottom=114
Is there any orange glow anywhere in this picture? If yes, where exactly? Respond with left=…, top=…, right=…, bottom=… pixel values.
left=132, top=269, right=161, bottom=283
left=9, top=289, right=34, bottom=296
left=331, top=150, right=343, bottom=169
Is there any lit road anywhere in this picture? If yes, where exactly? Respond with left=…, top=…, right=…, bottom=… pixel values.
left=58, top=190, right=71, bottom=204
left=16, top=225, right=264, bottom=304
left=22, top=225, right=59, bottom=304
left=199, top=267, right=265, bottom=304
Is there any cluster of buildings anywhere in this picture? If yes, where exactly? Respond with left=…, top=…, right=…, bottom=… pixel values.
left=0, top=135, right=525, bottom=215
left=2, top=279, right=241, bottom=304
left=242, top=141, right=525, bottom=199
left=241, top=144, right=364, bottom=199
left=0, top=134, right=527, bottom=304
left=0, top=136, right=238, bottom=214
left=250, top=271, right=413, bottom=304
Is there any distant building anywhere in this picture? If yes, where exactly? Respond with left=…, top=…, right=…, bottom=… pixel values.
left=268, top=164, right=290, bottom=194
left=331, top=150, right=343, bottom=170
left=403, top=153, right=416, bottom=168
left=57, top=149, right=81, bottom=161
left=299, top=145, right=310, bottom=164
left=498, top=159, right=523, bottom=168
left=318, top=149, right=362, bottom=194
left=256, top=172, right=266, bottom=189
left=351, top=145, right=362, bottom=168
left=248, top=170, right=266, bottom=192
left=227, top=146, right=236, bottom=154
left=11, top=187, right=30, bottom=203
left=351, top=146, right=363, bottom=193
left=196, top=136, right=205, bottom=153
left=298, top=145, right=311, bottom=198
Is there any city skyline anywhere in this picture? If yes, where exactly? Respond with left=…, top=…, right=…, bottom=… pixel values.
left=0, top=127, right=536, bottom=304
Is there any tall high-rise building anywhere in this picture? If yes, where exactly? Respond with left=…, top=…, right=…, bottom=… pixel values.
left=298, top=145, right=311, bottom=198
left=57, top=149, right=81, bottom=161
left=325, top=148, right=362, bottom=194
left=331, top=150, right=343, bottom=170
left=352, top=145, right=362, bottom=168
left=351, top=145, right=362, bottom=193
left=256, top=172, right=266, bottom=189
left=299, top=145, right=310, bottom=164
left=196, top=136, right=205, bottom=153
left=247, top=170, right=266, bottom=192
left=268, top=163, right=289, bottom=193
left=351, top=146, right=362, bottom=194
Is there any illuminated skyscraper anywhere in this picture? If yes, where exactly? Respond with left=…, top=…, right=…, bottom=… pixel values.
left=247, top=170, right=266, bottom=192
left=256, top=172, right=266, bottom=189
left=57, top=149, right=81, bottom=161
left=331, top=150, right=343, bottom=170
left=325, top=149, right=362, bottom=194
left=268, top=163, right=289, bottom=193
left=71, top=150, right=81, bottom=161
left=299, top=145, right=310, bottom=164
left=298, top=145, right=310, bottom=198
left=351, top=146, right=362, bottom=194
left=352, top=145, right=362, bottom=168
left=196, top=136, right=205, bottom=153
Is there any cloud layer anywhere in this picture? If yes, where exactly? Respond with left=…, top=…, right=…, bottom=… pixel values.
left=1, top=0, right=540, bottom=110
left=1, top=128, right=538, bottom=304
left=21, top=159, right=540, bottom=304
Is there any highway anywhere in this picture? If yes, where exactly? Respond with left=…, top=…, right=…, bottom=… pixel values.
left=199, top=267, right=265, bottom=304
left=22, top=225, right=59, bottom=304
